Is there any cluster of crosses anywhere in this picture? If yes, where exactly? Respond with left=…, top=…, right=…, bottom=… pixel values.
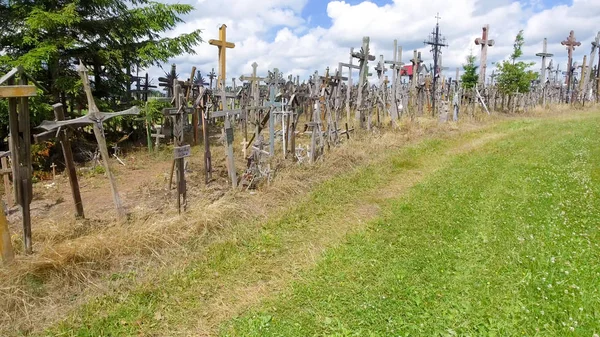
left=1, top=21, right=600, bottom=259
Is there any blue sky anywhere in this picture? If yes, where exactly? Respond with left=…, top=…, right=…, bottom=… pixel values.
left=153, top=0, right=599, bottom=85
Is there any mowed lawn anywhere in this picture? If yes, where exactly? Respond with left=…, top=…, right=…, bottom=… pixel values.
left=223, top=114, right=600, bottom=336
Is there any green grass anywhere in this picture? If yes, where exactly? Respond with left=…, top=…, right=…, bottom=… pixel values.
left=222, top=114, right=600, bottom=336
left=36, top=112, right=600, bottom=337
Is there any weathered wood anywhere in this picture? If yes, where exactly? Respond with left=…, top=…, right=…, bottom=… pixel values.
left=475, top=25, right=495, bottom=88
left=53, top=103, right=84, bottom=218
left=224, top=118, right=237, bottom=188
left=79, top=63, right=127, bottom=218
left=209, top=24, right=235, bottom=90
left=0, top=206, right=14, bottom=264
left=1, top=157, right=12, bottom=208
left=0, top=85, right=37, bottom=98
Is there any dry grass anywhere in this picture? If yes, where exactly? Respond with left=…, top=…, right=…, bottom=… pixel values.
left=0, top=106, right=594, bottom=335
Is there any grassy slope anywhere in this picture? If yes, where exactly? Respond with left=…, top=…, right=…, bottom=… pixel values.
left=39, top=112, right=600, bottom=336
left=223, top=114, right=600, bottom=336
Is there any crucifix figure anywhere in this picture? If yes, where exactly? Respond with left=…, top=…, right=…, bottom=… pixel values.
left=474, top=25, right=495, bottom=88
left=209, top=24, right=235, bottom=90
left=561, top=30, right=581, bottom=103
left=38, top=62, right=139, bottom=218
left=207, top=68, right=217, bottom=90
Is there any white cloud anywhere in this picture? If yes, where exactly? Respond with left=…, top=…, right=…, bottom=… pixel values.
left=148, top=0, right=600, bottom=87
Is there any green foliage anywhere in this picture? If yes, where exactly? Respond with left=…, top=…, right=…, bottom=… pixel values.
left=0, top=0, right=202, bottom=102
left=495, top=31, right=538, bottom=96
left=144, top=99, right=170, bottom=125
left=461, top=53, right=478, bottom=90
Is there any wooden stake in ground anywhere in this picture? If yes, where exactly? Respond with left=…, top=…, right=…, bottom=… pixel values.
left=1, top=154, right=12, bottom=208
left=223, top=117, right=237, bottom=188
left=53, top=103, right=84, bottom=218
left=0, top=205, right=14, bottom=264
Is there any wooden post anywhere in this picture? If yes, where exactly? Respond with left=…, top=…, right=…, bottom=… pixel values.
left=0, top=206, right=14, bottom=264
left=224, top=118, right=237, bottom=188
left=1, top=156, right=12, bottom=208
left=6, top=74, right=34, bottom=254
left=201, top=104, right=212, bottom=184
left=53, top=103, right=84, bottom=218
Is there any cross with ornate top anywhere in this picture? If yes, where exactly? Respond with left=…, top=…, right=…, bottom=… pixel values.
left=561, top=30, right=581, bottom=103
left=209, top=24, right=235, bottom=90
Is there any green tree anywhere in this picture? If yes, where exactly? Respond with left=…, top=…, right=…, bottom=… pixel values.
left=495, top=30, right=537, bottom=97
left=461, top=53, right=479, bottom=90
left=0, top=0, right=202, bottom=104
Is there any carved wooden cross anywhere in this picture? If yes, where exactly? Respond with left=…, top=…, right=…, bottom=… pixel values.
left=475, top=24, right=495, bottom=87
left=38, top=62, right=139, bottom=218
left=561, top=30, right=581, bottom=102
left=351, top=37, right=376, bottom=127
left=536, top=38, right=554, bottom=85
left=209, top=24, right=235, bottom=90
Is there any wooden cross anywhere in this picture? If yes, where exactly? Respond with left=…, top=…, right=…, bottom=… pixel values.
left=582, top=32, right=600, bottom=99
left=385, top=40, right=403, bottom=120
left=536, top=38, right=554, bottom=85
left=339, top=47, right=359, bottom=124
left=151, top=132, right=165, bottom=150
left=561, top=30, right=581, bottom=103
left=475, top=24, right=495, bottom=87
left=50, top=162, right=57, bottom=180
left=351, top=37, right=376, bottom=127
left=264, top=69, right=284, bottom=156
left=209, top=24, right=235, bottom=90
left=37, top=62, right=140, bottom=218
left=207, top=68, right=217, bottom=90
left=240, top=62, right=266, bottom=104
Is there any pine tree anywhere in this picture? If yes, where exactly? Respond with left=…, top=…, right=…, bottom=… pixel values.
left=461, top=53, right=479, bottom=90
left=495, top=31, right=537, bottom=97
left=0, top=0, right=202, bottom=102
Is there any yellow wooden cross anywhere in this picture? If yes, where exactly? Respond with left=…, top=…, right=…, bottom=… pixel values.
left=209, top=24, right=235, bottom=90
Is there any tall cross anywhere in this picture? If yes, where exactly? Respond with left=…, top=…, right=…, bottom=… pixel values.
left=352, top=36, right=376, bottom=127
left=536, top=38, right=554, bottom=85
left=209, top=24, right=235, bottom=90
left=424, top=15, right=448, bottom=115
left=561, top=30, right=581, bottom=103
left=583, top=32, right=600, bottom=98
left=474, top=24, right=495, bottom=87
left=385, top=39, right=404, bottom=122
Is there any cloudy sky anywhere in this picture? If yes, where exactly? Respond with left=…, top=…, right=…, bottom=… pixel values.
left=148, top=0, right=600, bottom=86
